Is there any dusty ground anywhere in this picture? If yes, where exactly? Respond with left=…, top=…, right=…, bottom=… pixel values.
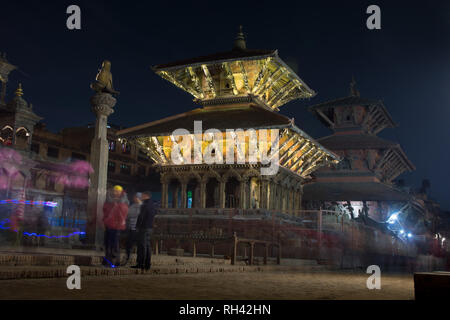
left=0, top=270, right=414, bottom=300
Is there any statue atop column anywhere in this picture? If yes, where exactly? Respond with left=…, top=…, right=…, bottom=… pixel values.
left=87, top=60, right=118, bottom=250
left=90, top=60, right=120, bottom=95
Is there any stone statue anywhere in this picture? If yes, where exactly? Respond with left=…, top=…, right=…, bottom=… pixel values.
left=90, top=60, right=119, bottom=95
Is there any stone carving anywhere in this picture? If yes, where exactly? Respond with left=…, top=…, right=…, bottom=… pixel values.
left=90, top=60, right=119, bottom=95
left=90, top=93, right=116, bottom=117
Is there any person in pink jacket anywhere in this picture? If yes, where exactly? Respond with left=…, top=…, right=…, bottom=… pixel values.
left=102, top=185, right=129, bottom=267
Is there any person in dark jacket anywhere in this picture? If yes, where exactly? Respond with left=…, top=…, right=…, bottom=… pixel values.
left=132, top=191, right=156, bottom=270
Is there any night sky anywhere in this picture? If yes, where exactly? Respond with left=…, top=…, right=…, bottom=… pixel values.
left=1, top=1, right=449, bottom=208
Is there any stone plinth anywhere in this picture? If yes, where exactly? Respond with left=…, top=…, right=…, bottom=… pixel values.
left=87, top=92, right=116, bottom=250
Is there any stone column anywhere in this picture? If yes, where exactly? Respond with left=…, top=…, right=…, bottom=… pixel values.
left=219, top=179, right=226, bottom=209
left=261, top=179, right=269, bottom=209
left=298, top=186, right=303, bottom=210
left=239, top=179, right=247, bottom=209
left=161, top=177, right=169, bottom=209
left=200, top=180, right=206, bottom=208
left=87, top=92, right=116, bottom=250
left=180, top=181, right=187, bottom=209
left=293, top=190, right=299, bottom=212
left=271, top=182, right=277, bottom=210
left=173, top=186, right=179, bottom=208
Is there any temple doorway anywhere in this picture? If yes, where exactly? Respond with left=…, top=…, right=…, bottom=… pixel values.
left=205, top=178, right=220, bottom=208
left=186, top=178, right=200, bottom=208
left=225, top=177, right=240, bottom=208
left=167, top=178, right=180, bottom=208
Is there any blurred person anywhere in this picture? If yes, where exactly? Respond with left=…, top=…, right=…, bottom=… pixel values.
left=132, top=191, right=156, bottom=271
left=123, top=192, right=142, bottom=265
left=102, top=185, right=129, bottom=267
left=9, top=189, right=25, bottom=246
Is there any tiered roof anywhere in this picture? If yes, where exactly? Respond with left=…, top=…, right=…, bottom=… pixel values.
left=118, top=28, right=339, bottom=179
left=152, top=27, right=315, bottom=110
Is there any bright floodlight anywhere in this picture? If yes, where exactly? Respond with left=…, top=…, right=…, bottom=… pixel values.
left=387, top=212, right=399, bottom=224
left=400, top=230, right=405, bottom=234
left=407, top=233, right=412, bottom=238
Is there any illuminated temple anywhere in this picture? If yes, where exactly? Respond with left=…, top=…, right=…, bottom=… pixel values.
left=1, top=30, right=447, bottom=269
left=303, top=80, right=421, bottom=224
left=118, top=28, right=338, bottom=212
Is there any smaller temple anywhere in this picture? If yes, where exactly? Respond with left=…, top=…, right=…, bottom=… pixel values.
left=0, top=83, right=43, bottom=151
left=303, top=79, right=416, bottom=223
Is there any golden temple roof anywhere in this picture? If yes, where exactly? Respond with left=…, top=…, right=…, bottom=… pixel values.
left=152, top=28, right=315, bottom=110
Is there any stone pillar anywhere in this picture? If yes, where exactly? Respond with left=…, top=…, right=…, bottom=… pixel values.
left=173, top=186, right=179, bottom=208
left=180, top=181, right=187, bottom=209
left=266, top=181, right=271, bottom=210
left=261, top=179, right=269, bottom=209
left=293, top=190, right=299, bottom=212
left=87, top=92, right=116, bottom=250
left=271, top=182, right=277, bottom=210
left=219, top=179, right=226, bottom=209
left=240, top=179, right=247, bottom=209
left=200, top=180, right=206, bottom=208
left=292, top=189, right=296, bottom=211
left=161, top=180, right=169, bottom=209
left=298, top=186, right=303, bottom=210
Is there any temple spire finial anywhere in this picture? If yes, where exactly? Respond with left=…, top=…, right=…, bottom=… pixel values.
left=350, top=76, right=360, bottom=97
left=15, top=83, right=24, bottom=97
left=233, top=25, right=246, bottom=51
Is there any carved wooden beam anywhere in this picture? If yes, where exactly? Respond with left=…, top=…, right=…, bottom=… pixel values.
left=152, top=136, right=169, bottom=164
left=279, top=139, right=302, bottom=164
left=187, top=67, right=204, bottom=99
left=301, top=154, right=325, bottom=177
left=375, top=149, right=395, bottom=171
left=140, top=138, right=163, bottom=163
left=158, top=70, right=201, bottom=99
left=255, top=66, right=283, bottom=97
left=386, top=160, right=406, bottom=181
left=269, top=133, right=296, bottom=161
left=267, top=80, right=295, bottom=106
left=362, top=105, right=376, bottom=127
left=222, top=62, right=238, bottom=95
left=252, top=58, right=271, bottom=93
left=238, top=61, right=250, bottom=92
left=280, top=139, right=305, bottom=166
left=316, top=109, right=334, bottom=127
left=288, top=140, right=311, bottom=170
left=298, top=149, right=322, bottom=173
left=201, top=64, right=216, bottom=98
left=270, top=81, right=298, bottom=109
left=292, top=145, right=316, bottom=172
left=273, top=86, right=301, bottom=109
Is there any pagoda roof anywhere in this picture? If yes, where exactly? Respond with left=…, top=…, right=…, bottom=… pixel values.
left=302, top=180, right=413, bottom=201
left=151, top=30, right=315, bottom=110
left=118, top=104, right=292, bottom=138
left=117, top=104, right=339, bottom=179
left=309, top=96, right=380, bottom=109
left=317, top=133, right=398, bottom=150
left=308, top=78, right=397, bottom=135
left=154, top=48, right=277, bottom=70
